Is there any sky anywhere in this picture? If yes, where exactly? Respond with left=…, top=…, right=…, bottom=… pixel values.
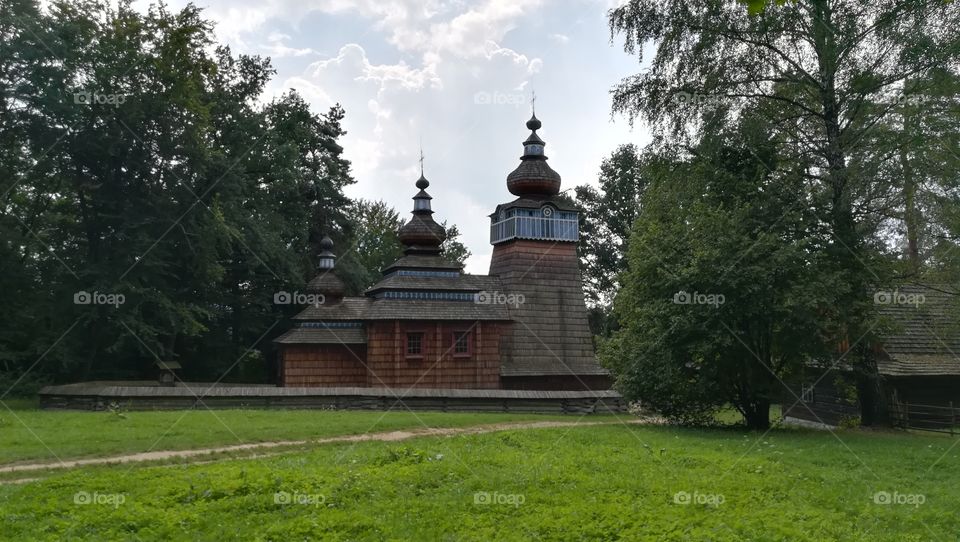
left=131, top=0, right=653, bottom=273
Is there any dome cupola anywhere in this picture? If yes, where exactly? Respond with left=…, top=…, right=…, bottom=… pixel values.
left=305, top=234, right=345, bottom=302
left=506, top=109, right=561, bottom=197
left=397, top=160, right=446, bottom=255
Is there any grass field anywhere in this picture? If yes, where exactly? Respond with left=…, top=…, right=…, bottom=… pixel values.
left=1, top=404, right=958, bottom=541
left=0, top=401, right=577, bottom=465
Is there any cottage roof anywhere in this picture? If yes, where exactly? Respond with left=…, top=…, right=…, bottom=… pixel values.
left=877, top=284, right=960, bottom=376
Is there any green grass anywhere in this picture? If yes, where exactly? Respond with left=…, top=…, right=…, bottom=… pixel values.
left=2, top=421, right=958, bottom=540
left=0, top=402, right=583, bottom=465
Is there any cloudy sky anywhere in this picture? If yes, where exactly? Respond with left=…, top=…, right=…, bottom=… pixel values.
left=132, top=0, right=652, bottom=273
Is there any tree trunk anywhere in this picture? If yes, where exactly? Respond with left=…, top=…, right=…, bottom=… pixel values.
left=743, top=400, right=772, bottom=430
left=901, top=113, right=921, bottom=271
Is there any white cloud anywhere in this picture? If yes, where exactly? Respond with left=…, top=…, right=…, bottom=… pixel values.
left=127, top=0, right=652, bottom=274
left=308, top=44, right=442, bottom=93
left=260, top=34, right=318, bottom=58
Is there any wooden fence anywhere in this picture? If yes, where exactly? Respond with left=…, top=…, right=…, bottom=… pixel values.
left=890, top=401, right=960, bottom=435
left=39, top=382, right=626, bottom=414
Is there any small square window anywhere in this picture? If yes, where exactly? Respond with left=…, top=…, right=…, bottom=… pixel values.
left=406, top=332, right=424, bottom=358
left=452, top=331, right=472, bottom=358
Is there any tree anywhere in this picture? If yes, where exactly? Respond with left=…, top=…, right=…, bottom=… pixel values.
left=576, top=144, right=646, bottom=306
left=440, top=221, right=471, bottom=267
left=576, top=144, right=647, bottom=336
left=860, top=72, right=960, bottom=275
left=0, top=0, right=355, bottom=387
left=608, top=0, right=960, bottom=423
left=602, top=117, right=834, bottom=429
left=339, top=201, right=471, bottom=294
left=342, top=199, right=404, bottom=291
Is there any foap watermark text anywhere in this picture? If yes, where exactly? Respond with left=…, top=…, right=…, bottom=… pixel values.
left=473, top=91, right=526, bottom=107
left=673, top=490, right=725, bottom=507
left=274, top=291, right=325, bottom=307
left=874, top=290, right=925, bottom=308
left=275, top=491, right=326, bottom=507
left=74, top=491, right=126, bottom=508
left=673, top=290, right=725, bottom=308
left=74, top=291, right=125, bottom=307
left=474, top=491, right=525, bottom=507
left=874, top=491, right=925, bottom=507
left=475, top=290, right=525, bottom=308
left=73, top=90, right=128, bottom=106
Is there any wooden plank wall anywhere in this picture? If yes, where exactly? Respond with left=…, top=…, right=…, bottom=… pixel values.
left=39, top=388, right=626, bottom=413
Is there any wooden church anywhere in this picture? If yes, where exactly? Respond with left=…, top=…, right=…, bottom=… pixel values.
left=273, top=113, right=610, bottom=391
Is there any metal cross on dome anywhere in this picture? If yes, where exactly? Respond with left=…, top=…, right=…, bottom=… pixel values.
left=419, top=140, right=425, bottom=176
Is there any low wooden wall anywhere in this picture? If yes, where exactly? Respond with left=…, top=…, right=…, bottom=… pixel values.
left=39, top=382, right=625, bottom=414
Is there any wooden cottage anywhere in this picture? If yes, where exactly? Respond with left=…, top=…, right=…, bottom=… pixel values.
left=273, top=113, right=610, bottom=391
left=783, top=284, right=960, bottom=427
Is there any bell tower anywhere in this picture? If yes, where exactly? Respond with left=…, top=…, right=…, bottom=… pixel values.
left=488, top=111, right=610, bottom=390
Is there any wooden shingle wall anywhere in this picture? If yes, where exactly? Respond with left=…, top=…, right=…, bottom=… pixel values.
left=489, top=239, right=608, bottom=386
left=365, top=320, right=502, bottom=389
left=281, top=345, right=367, bottom=387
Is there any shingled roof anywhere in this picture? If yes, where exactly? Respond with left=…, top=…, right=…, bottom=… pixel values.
left=292, top=298, right=509, bottom=321
left=489, top=195, right=580, bottom=217
left=366, top=273, right=502, bottom=295
left=274, top=327, right=367, bottom=344
left=877, top=284, right=960, bottom=376
left=383, top=254, right=463, bottom=273
left=291, top=298, right=371, bottom=321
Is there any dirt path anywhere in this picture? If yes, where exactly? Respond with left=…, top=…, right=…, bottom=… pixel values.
left=0, top=419, right=642, bottom=479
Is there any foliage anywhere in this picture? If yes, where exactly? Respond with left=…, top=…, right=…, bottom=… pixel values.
left=341, top=199, right=404, bottom=292
left=439, top=221, right=471, bottom=268
left=608, top=0, right=960, bottom=423
left=576, top=144, right=646, bottom=308
left=602, top=117, right=840, bottom=429
left=0, top=1, right=472, bottom=386
left=338, top=200, right=471, bottom=293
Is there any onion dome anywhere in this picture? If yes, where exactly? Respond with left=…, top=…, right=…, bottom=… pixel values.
left=306, top=234, right=345, bottom=302
left=398, top=170, right=446, bottom=255
left=506, top=111, right=561, bottom=197
left=317, top=235, right=335, bottom=269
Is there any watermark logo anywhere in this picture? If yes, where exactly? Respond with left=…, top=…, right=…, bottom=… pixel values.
left=873, top=491, right=925, bottom=507
left=873, top=290, right=925, bottom=308
left=74, top=291, right=125, bottom=307
left=879, top=94, right=932, bottom=106
left=474, top=491, right=525, bottom=507
left=475, top=290, right=525, bottom=308
left=274, top=491, right=325, bottom=507
left=73, top=90, right=128, bottom=106
left=274, top=291, right=325, bottom=307
left=673, top=491, right=725, bottom=507
left=673, top=290, right=724, bottom=308
left=74, top=491, right=126, bottom=508
left=473, top=91, right=526, bottom=107
left=672, top=92, right=724, bottom=106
